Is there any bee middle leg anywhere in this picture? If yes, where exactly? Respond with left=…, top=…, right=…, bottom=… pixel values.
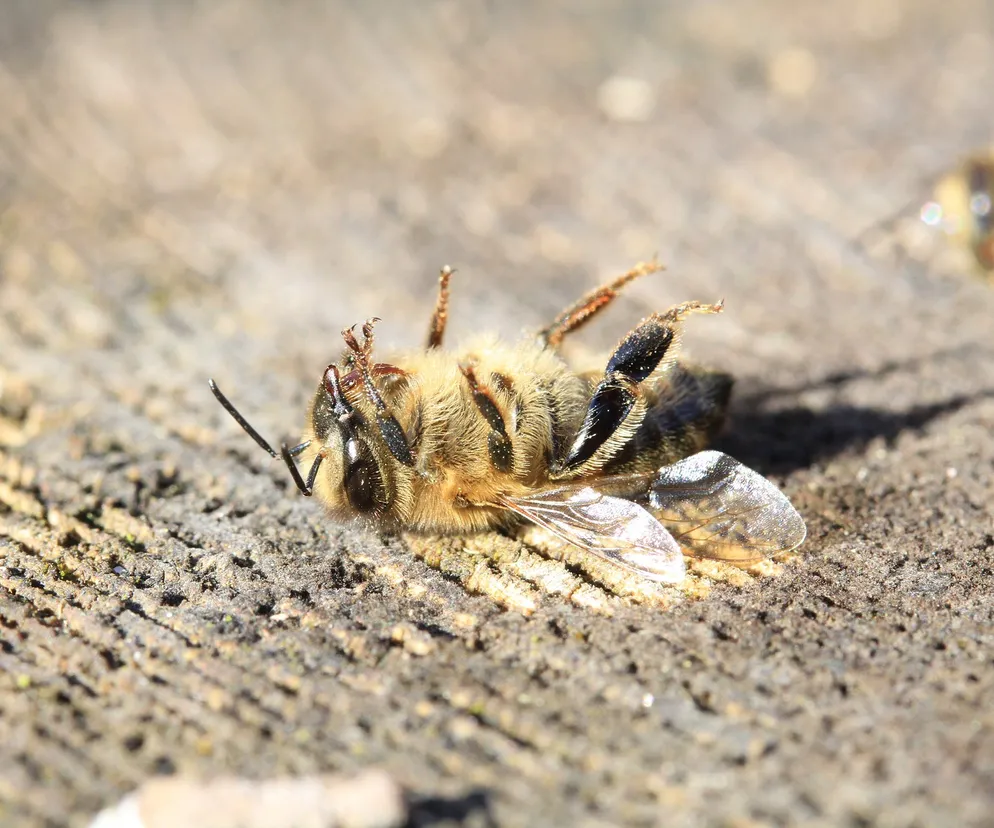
left=459, top=363, right=513, bottom=473
left=426, top=265, right=456, bottom=350
left=554, top=300, right=724, bottom=476
left=538, top=259, right=663, bottom=348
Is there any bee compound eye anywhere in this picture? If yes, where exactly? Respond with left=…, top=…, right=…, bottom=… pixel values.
left=343, top=449, right=384, bottom=514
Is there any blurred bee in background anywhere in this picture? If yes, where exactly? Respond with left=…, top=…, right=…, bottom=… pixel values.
left=920, top=152, right=994, bottom=274
left=858, top=149, right=994, bottom=279
left=210, top=260, right=806, bottom=584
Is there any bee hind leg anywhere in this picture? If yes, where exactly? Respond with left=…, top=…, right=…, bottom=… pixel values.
left=553, top=300, right=723, bottom=477
left=538, top=258, right=663, bottom=349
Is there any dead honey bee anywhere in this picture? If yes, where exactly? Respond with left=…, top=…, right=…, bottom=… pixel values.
left=209, top=261, right=805, bottom=584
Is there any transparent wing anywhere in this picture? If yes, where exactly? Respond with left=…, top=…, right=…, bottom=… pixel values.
left=499, top=485, right=686, bottom=584
left=646, top=450, right=807, bottom=564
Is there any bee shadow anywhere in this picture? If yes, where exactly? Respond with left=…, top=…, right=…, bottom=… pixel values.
left=717, top=346, right=994, bottom=476
left=406, top=789, right=497, bottom=828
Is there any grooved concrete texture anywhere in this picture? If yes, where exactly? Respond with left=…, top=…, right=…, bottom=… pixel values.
left=1, top=2, right=993, bottom=826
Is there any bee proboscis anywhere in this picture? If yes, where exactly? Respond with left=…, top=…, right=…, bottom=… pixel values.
left=210, top=260, right=806, bottom=584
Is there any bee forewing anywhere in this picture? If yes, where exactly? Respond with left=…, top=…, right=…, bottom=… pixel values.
left=648, top=450, right=806, bottom=563
left=501, top=486, right=686, bottom=583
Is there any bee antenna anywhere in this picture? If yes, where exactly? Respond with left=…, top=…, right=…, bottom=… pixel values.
left=209, top=379, right=278, bottom=458
left=281, top=442, right=319, bottom=496
left=210, top=379, right=313, bottom=489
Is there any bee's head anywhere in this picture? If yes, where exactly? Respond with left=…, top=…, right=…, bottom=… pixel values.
left=304, top=363, right=393, bottom=520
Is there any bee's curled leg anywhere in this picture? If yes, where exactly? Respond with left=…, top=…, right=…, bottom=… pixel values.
left=426, top=265, right=456, bottom=350
left=553, top=299, right=723, bottom=477
left=341, top=319, right=416, bottom=467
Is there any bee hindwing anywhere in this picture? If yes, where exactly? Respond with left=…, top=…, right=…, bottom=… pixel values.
left=647, top=450, right=807, bottom=563
left=499, top=485, right=686, bottom=583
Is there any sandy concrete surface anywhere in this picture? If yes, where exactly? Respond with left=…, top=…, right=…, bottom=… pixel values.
left=1, top=1, right=992, bottom=826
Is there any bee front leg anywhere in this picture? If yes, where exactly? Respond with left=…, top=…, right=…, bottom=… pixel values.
left=553, top=299, right=723, bottom=477
left=342, top=319, right=416, bottom=467
left=538, top=259, right=663, bottom=349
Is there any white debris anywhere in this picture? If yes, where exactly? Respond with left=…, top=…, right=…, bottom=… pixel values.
left=597, top=75, right=656, bottom=122
left=88, top=769, right=405, bottom=828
